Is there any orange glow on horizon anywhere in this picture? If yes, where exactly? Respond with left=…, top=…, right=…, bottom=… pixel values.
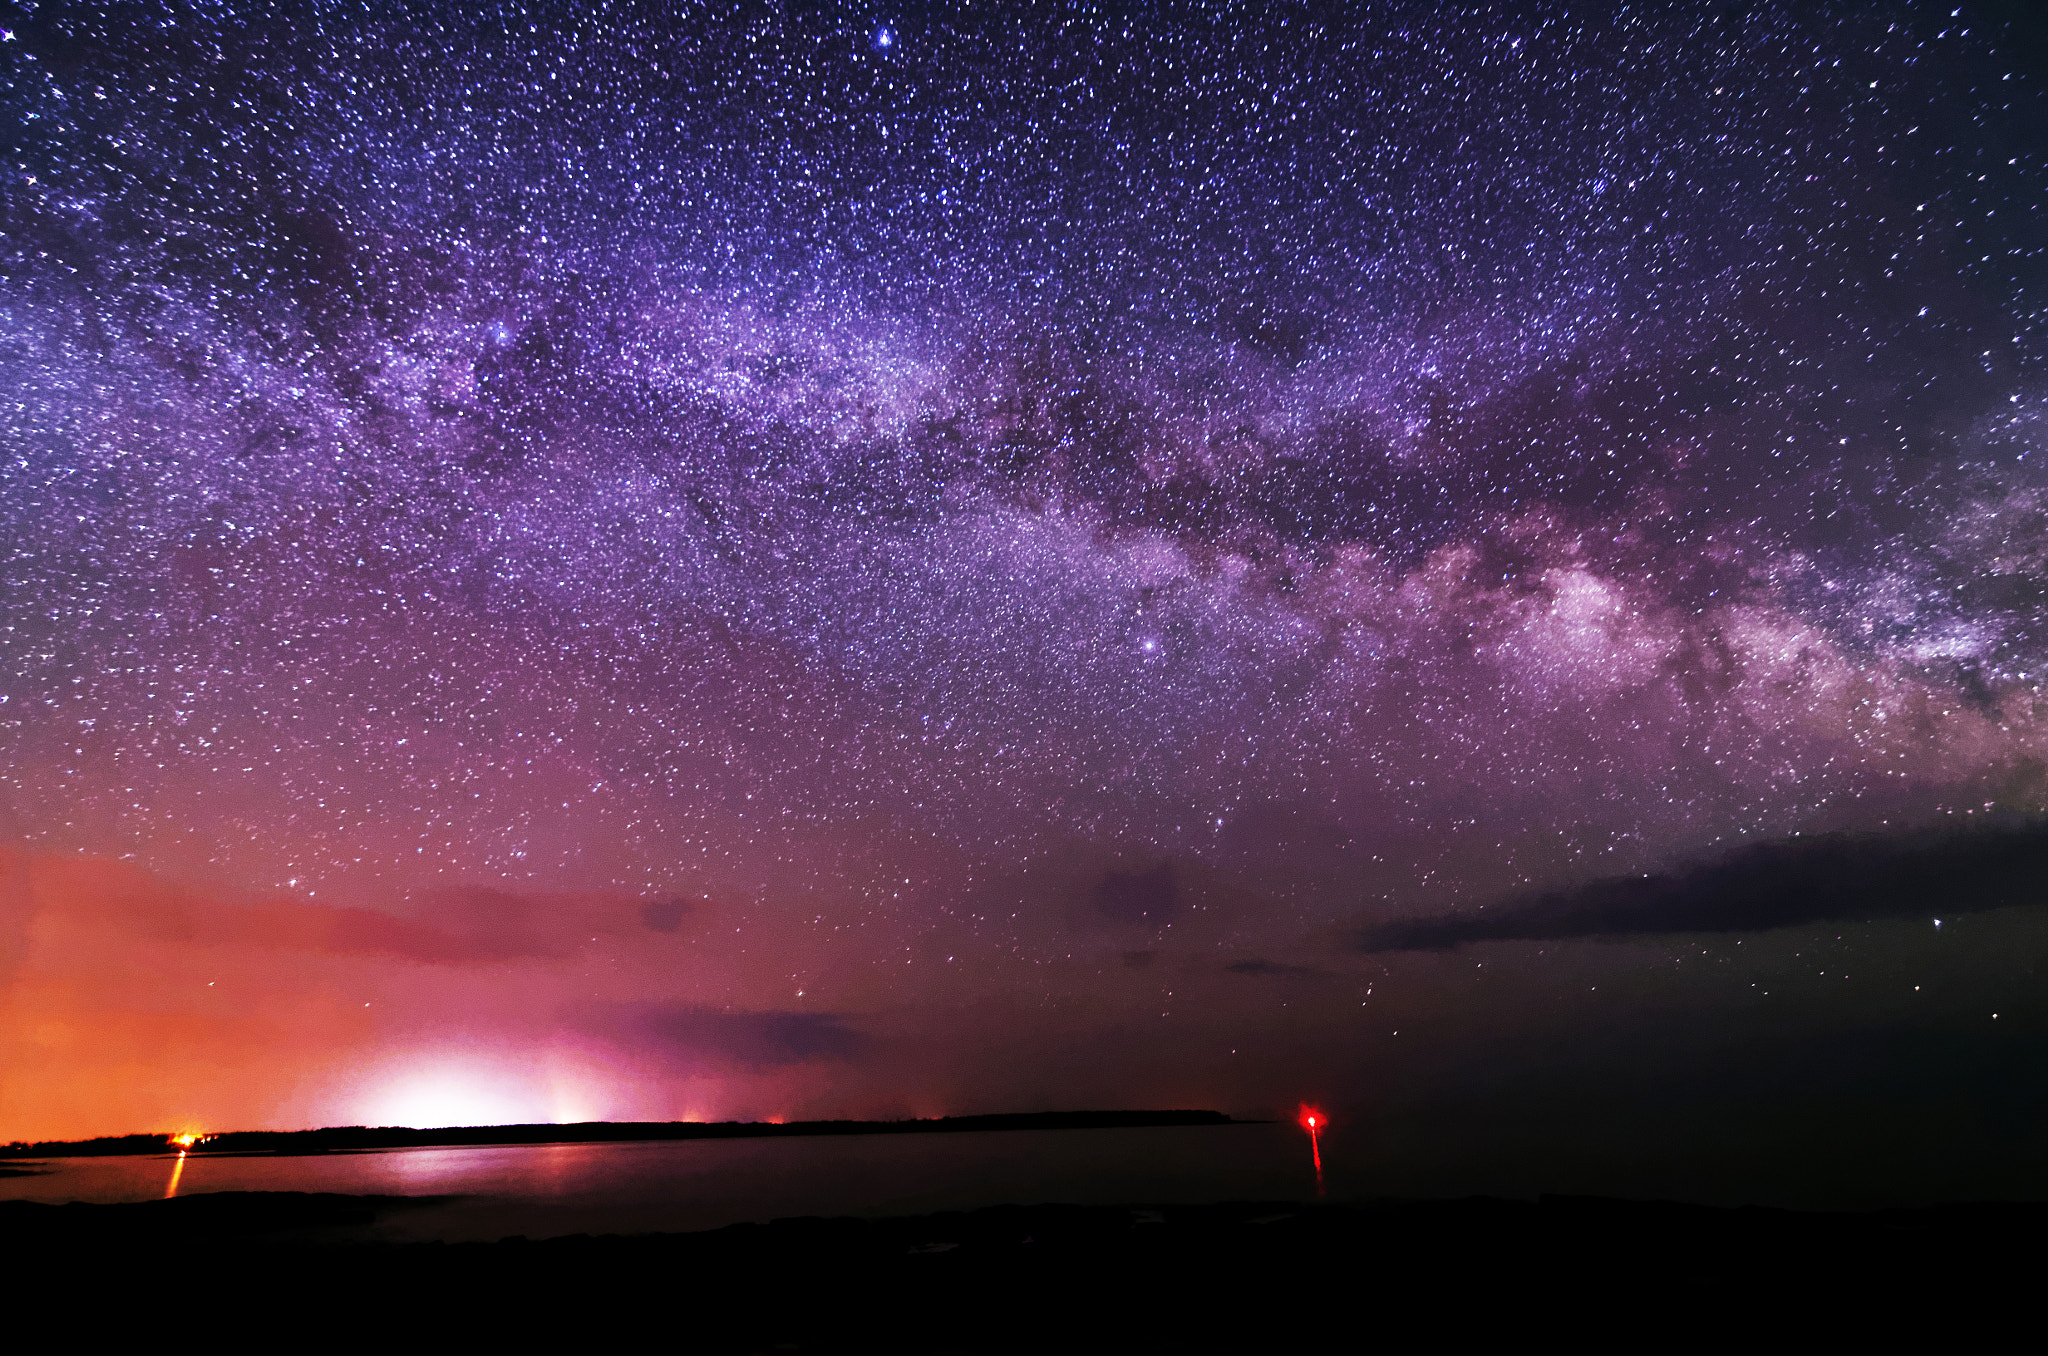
left=0, top=847, right=381, bottom=1142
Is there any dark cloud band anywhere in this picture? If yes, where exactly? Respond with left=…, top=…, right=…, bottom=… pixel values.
left=1358, top=821, right=2048, bottom=951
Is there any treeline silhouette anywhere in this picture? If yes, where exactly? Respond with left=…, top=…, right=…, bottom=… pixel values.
left=0, top=1109, right=1236, bottom=1159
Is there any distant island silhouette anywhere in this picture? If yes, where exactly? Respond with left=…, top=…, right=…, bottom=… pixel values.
left=0, top=1108, right=1240, bottom=1159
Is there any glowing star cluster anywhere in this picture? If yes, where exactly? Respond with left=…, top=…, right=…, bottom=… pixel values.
left=0, top=3, right=2045, bottom=1145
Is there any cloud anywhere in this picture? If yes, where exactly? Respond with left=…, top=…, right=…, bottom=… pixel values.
left=639, top=897, right=697, bottom=933
left=399, top=886, right=589, bottom=961
left=1357, top=821, right=2048, bottom=951
left=180, top=900, right=553, bottom=964
left=2, top=851, right=612, bottom=973
left=585, top=1003, right=869, bottom=1072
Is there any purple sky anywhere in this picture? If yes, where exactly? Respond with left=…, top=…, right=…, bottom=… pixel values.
left=3, top=2, right=2046, bottom=1200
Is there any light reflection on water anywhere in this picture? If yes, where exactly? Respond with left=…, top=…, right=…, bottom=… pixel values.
left=0, top=1124, right=1317, bottom=1241
left=163, top=1150, right=186, bottom=1199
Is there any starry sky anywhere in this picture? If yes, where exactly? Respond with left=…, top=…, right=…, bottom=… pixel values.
left=4, top=0, right=2048, bottom=1200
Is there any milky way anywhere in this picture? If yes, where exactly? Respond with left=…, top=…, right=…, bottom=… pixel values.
left=4, top=3, right=2047, bottom=1168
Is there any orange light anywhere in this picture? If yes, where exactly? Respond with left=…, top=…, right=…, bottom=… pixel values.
left=164, top=1150, right=187, bottom=1198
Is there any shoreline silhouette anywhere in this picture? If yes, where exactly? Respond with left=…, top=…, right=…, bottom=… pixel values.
left=2, top=1191, right=2037, bottom=1346
left=1, top=1108, right=1241, bottom=1160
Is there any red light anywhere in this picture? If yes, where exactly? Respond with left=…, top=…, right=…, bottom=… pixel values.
left=1296, top=1103, right=1328, bottom=1195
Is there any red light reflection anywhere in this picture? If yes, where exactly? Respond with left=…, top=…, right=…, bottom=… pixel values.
left=1297, top=1103, right=1327, bottom=1196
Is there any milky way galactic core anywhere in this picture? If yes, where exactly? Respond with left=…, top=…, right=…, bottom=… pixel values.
left=3, top=3, right=2046, bottom=1148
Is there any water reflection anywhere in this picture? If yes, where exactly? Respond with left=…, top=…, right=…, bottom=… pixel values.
left=1, top=1123, right=1317, bottom=1242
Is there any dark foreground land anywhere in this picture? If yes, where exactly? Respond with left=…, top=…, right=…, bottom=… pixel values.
left=3, top=1191, right=2040, bottom=1349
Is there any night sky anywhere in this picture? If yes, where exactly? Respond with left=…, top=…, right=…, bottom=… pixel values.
left=4, top=1, right=2048, bottom=1202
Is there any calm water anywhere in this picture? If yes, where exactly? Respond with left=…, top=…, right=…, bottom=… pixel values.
left=0, top=1123, right=1319, bottom=1241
